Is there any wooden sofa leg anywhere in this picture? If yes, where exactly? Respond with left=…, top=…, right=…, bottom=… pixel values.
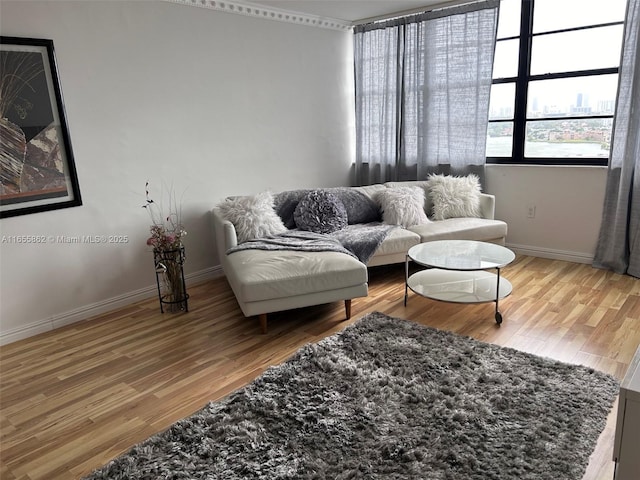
left=344, top=299, right=352, bottom=320
left=258, top=314, right=268, bottom=334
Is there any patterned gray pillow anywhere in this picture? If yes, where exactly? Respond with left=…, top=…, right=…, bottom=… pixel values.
left=294, top=190, right=348, bottom=234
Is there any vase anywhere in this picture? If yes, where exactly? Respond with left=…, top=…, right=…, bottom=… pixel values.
left=153, top=246, right=188, bottom=313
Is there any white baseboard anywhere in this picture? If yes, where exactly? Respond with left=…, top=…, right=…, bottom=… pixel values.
left=506, top=243, right=594, bottom=264
left=1, top=265, right=223, bottom=346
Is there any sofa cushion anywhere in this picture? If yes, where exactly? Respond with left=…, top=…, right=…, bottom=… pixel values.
left=217, top=191, right=287, bottom=243
left=377, top=187, right=430, bottom=228
left=273, top=189, right=310, bottom=229
left=224, top=249, right=367, bottom=303
left=426, top=174, right=482, bottom=220
left=370, top=227, right=421, bottom=257
left=350, top=184, right=387, bottom=200
left=325, top=187, right=382, bottom=224
left=294, top=190, right=348, bottom=234
left=408, top=217, right=507, bottom=243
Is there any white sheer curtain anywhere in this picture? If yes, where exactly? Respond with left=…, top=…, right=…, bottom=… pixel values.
left=354, top=1, right=499, bottom=186
left=353, top=26, right=401, bottom=185
left=593, top=0, right=640, bottom=277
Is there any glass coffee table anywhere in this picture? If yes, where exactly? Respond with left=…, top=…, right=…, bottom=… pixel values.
left=404, top=240, right=515, bottom=324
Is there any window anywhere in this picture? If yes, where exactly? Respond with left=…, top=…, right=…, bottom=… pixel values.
left=486, top=0, right=627, bottom=165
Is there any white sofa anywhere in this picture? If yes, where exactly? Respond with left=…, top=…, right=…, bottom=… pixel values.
left=212, top=181, right=507, bottom=333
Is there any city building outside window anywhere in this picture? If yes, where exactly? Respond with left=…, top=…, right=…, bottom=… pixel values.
left=486, top=0, right=627, bottom=165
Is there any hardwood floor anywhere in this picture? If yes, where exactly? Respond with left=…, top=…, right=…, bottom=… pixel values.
left=1, top=255, right=639, bottom=479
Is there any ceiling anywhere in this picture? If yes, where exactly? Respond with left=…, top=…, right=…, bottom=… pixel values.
left=244, top=0, right=450, bottom=23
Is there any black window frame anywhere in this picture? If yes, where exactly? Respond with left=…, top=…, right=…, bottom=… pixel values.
left=487, top=0, right=624, bottom=166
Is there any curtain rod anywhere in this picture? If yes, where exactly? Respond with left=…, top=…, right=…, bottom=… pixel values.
left=353, top=0, right=489, bottom=26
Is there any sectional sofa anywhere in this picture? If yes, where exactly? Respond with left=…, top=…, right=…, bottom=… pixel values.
left=212, top=177, right=507, bottom=333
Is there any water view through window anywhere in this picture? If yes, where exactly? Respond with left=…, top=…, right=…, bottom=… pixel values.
left=487, top=136, right=611, bottom=158
left=487, top=118, right=614, bottom=158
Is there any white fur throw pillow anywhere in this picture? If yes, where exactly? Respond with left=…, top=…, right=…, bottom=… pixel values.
left=217, top=191, right=287, bottom=243
left=377, top=187, right=430, bottom=228
left=426, top=174, right=482, bottom=220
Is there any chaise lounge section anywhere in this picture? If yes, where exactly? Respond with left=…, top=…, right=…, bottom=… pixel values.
left=212, top=193, right=366, bottom=333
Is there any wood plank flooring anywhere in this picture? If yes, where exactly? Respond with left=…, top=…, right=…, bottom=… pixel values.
left=1, top=255, right=639, bottom=479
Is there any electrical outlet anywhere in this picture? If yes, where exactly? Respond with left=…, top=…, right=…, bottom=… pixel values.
left=527, top=205, right=536, bottom=218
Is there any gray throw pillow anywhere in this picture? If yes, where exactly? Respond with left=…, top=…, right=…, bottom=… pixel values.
left=294, top=190, right=348, bottom=234
left=325, top=188, right=381, bottom=224
left=273, top=189, right=310, bottom=229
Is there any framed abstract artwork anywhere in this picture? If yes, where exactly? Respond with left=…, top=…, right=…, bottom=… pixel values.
left=0, top=36, right=82, bottom=218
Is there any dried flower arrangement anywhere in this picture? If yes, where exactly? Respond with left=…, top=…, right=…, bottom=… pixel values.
left=142, top=181, right=187, bottom=251
left=142, top=181, right=188, bottom=312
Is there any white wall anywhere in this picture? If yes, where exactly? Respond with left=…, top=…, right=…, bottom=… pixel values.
left=0, top=0, right=355, bottom=343
left=0, top=1, right=609, bottom=345
left=487, top=165, right=607, bottom=263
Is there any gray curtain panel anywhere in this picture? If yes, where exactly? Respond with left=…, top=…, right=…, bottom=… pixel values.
left=593, top=0, right=640, bottom=278
left=353, top=0, right=499, bottom=187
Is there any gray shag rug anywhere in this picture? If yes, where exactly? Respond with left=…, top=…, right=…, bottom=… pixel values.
left=84, top=312, right=619, bottom=480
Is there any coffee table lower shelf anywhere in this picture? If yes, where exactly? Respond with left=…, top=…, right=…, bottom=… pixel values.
left=406, top=269, right=513, bottom=323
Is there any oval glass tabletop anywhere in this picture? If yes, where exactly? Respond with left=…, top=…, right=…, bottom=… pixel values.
left=408, top=240, right=515, bottom=271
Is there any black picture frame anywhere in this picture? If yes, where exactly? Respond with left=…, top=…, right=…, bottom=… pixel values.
left=0, top=36, right=82, bottom=218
